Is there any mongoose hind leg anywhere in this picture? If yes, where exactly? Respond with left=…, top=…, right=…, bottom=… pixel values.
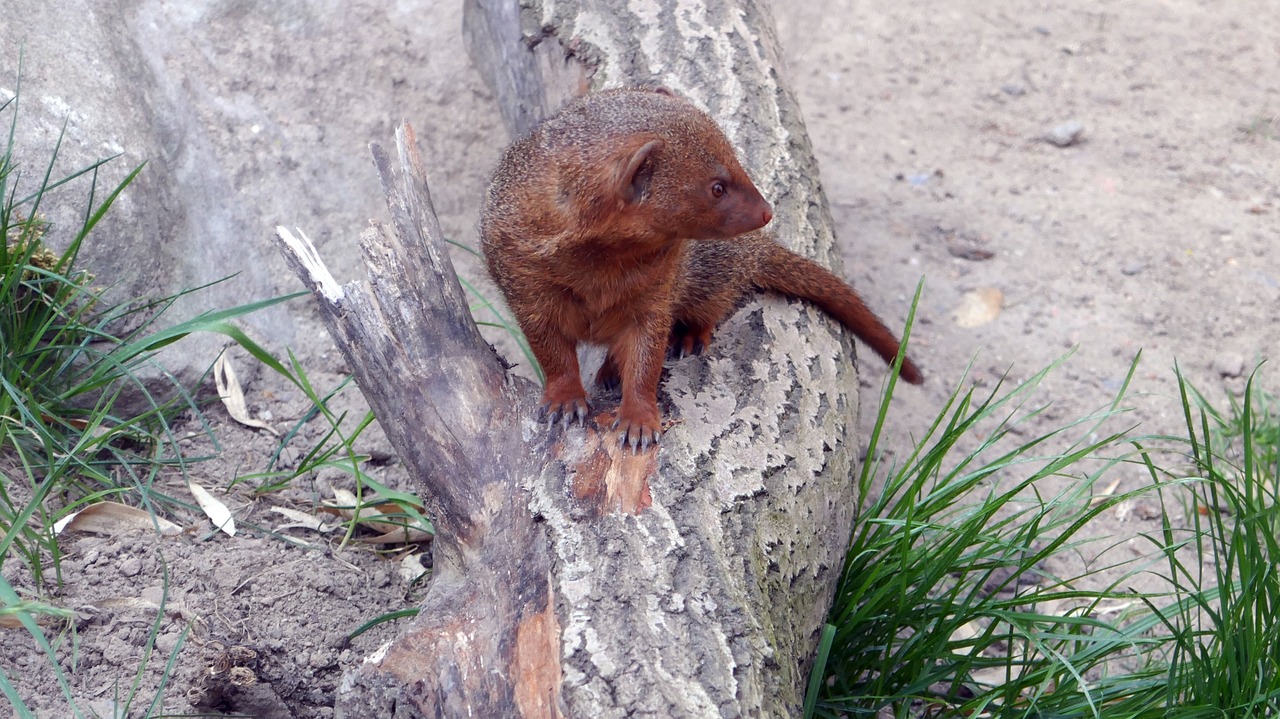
left=668, top=320, right=716, bottom=359
left=595, top=352, right=621, bottom=391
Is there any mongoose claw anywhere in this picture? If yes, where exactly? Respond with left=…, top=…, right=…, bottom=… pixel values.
left=668, top=332, right=709, bottom=359
left=539, top=398, right=590, bottom=428
left=667, top=342, right=696, bottom=360
left=612, top=417, right=661, bottom=453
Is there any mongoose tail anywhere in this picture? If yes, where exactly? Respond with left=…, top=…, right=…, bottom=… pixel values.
left=753, top=241, right=925, bottom=385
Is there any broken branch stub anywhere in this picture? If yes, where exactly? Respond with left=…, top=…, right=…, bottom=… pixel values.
left=274, top=123, right=544, bottom=541
left=273, top=124, right=564, bottom=716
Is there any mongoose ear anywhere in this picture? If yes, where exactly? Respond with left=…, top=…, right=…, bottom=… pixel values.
left=615, top=139, right=663, bottom=204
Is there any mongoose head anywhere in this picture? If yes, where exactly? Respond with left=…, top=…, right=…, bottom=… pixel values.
left=609, top=129, right=774, bottom=241
left=557, top=88, right=774, bottom=245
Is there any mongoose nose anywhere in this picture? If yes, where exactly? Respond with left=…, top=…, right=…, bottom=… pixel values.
left=761, top=205, right=773, bottom=226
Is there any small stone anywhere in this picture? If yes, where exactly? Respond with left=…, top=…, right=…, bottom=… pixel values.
left=309, top=649, right=336, bottom=669
left=1045, top=121, right=1085, bottom=147
left=326, top=630, right=349, bottom=649
left=1034, top=25, right=1051, bottom=35
left=948, top=244, right=996, bottom=261
left=1120, top=261, right=1145, bottom=276
left=156, top=629, right=182, bottom=654
left=118, top=557, right=143, bottom=577
left=140, top=585, right=166, bottom=605
left=1214, top=352, right=1245, bottom=378
left=1001, top=83, right=1026, bottom=97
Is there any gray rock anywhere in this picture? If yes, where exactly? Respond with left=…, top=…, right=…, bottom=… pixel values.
left=2, top=0, right=288, bottom=374
left=1045, top=120, right=1085, bottom=147
left=1214, top=352, right=1246, bottom=378
left=0, top=0, right=506, bottom=402
left=1121, top=261, right=1145, bottom=276
left=117, top=557, right=143, bottom=577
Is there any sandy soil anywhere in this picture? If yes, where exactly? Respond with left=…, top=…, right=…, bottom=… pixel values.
left=2, top=1, right=1277, bottom=716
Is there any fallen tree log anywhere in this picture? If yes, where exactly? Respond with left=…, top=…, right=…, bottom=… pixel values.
left=272, top=1, right=871, bottom=716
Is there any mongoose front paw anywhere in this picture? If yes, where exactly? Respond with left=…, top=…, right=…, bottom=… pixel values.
left=612, top=413, right=662, bottom=453
left=538, top=396, right=590, bottom=428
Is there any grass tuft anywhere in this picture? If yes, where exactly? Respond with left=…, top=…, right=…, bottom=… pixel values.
left=0, top=59, right=292, bottom=717
left=809, top=349, right=1280, bottom=717
left=1139, top=365, right=1280, bottom=715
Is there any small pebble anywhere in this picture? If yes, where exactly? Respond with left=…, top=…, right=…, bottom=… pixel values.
left=1045, top=121, right=1085, bottom=147
left=309, top=649, right=336, bottom=669
left=1001, top=83, right=1026, bottom=97
left=1034, top=25, right=1051, bottom=35
left=326, top=630, right=349, bottom=649
left=1214, top=352, right=1245, bottom=378
left=140, top=585, right=166, bottom=605
left=1120, top=261, right=1145, bottom=276
left=118, top=557, right=143, bottom=577
left=948, top=245, right=996, bottom=261
left=156, top=629, right=182, bottom=654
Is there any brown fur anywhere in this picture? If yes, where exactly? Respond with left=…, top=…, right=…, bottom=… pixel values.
left=481, top=87, right=922, bottom=451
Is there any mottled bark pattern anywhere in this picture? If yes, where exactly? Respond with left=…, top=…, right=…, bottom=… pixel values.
left=467, top=2, right=861, bottom=717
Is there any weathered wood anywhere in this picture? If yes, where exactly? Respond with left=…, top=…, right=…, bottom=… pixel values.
left=274, top=124, right=565, bottom=717
left=275, top=1, right=866, bottom=716
left=462, top=1, right=863, bottom=716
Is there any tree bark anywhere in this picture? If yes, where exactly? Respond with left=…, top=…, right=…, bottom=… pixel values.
left=273, top=2, right=866, bottom=716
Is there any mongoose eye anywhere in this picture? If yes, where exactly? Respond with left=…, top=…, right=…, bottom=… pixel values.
left=711, top=181, right=727, bottom=199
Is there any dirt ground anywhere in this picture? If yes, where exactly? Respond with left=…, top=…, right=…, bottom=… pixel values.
left=3, top=1, right=1278, bottom=716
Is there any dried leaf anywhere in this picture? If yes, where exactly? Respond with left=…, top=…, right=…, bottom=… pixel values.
left=270, top=506, right=338, bottom=533
left=1094, top=600, right=1139, bottom=616
left=949, top=619, right=981, bottom=643
left=953, top=287, right=1004, bottom=328
left=214, top=353, right=278, bottom=436
left=968, top=666, right=1014, bottom=689
left=328, top=487, right=359, bottom=509
left=54, top=502, right=183, bottom=537
left=1089, top=476, right=1122, bottom=505
left=189, top=482, right=236, bottom=537
left=96, top=596, right=163, bottom=612
left=321, top=489, right=431, bottom=544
